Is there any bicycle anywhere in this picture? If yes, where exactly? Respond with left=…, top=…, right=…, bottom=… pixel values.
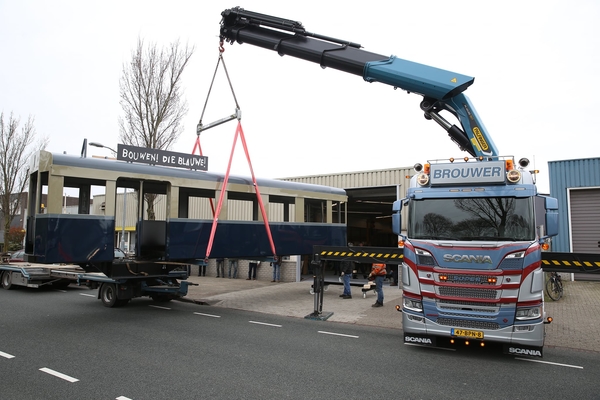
left=545, top=271, right=564, bottom=301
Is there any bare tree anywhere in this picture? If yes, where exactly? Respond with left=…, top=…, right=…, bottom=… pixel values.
left=118, top=38, right=194, bottom=220
left=0, top=112, right=48, bottom=251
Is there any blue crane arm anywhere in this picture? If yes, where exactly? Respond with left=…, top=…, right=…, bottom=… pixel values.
left=220, top=7, right=499, bottom=157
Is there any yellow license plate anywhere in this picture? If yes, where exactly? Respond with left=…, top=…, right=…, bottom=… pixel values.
left=451, top=328, right=484, bottom=339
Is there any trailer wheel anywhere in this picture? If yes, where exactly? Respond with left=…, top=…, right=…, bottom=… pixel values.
left=100, top=283, right=118, bottom=307
left=1, top=271, right=13, bottom=290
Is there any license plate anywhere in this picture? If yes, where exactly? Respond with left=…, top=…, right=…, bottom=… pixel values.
left=451, top=328, right=484, bottom=339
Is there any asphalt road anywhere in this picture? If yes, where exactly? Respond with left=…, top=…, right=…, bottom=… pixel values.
left=0, top=286, right=599, bottom=400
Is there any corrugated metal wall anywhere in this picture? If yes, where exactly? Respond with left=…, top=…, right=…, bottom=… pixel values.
left=281, top=167, right=413, bottom=190
left=548, top=157, right=600, bottom=252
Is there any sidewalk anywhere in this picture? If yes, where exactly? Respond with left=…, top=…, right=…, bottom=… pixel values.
left=183, top=276, right=600, bottom=353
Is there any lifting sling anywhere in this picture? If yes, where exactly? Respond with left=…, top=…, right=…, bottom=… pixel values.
left=197, top=42, right=277, bottom=261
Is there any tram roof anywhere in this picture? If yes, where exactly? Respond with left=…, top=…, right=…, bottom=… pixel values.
left=41, top=151, right=346, bottom=196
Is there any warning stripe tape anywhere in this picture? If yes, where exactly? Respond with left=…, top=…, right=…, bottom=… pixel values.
left=319, top=251, right=403, bottom=259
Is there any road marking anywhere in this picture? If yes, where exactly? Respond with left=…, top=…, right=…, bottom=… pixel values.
left=515, top=357, right=584, bottom=369
left=116, top=396, right=133, bottom=400
left=193, top=312, right=221, bottom=318
left=79, top=293, right=95, bottom=298
left=249, top=321, right=282, bottom=328
left=0, top=351, right=15, bottom=359
left=149, top=305, right=171, bottom=310
left=318, top=331, right=359, bottom=339
left=39, top=367, right=79, bottom=382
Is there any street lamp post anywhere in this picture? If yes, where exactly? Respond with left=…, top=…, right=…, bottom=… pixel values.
left=89, top=142, right=117, bottom=155
left=89, top=142, right=126, bottom=251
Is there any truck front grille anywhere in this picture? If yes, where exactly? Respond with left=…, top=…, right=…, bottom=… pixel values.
left=437, top=300, right=499, bottom=314
left=442, top=274, right=497, bottom=285
left=436, top=318, right=500, bottom=330
left=438, top=286, right=498, bottom=300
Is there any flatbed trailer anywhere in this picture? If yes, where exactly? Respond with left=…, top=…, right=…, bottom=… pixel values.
left=0, top=262, right=196, bottom=307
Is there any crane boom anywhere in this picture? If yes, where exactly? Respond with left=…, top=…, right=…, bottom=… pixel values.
left=220, top=7, right=499, bottom=158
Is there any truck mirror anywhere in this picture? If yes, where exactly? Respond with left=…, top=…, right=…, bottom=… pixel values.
left=544, top=196, right=559, bottom=238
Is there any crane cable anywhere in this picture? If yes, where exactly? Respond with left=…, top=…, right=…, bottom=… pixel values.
left=198, top=41, right=277, bottom=261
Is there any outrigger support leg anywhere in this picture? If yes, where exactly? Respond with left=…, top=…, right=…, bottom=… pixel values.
left=305, top=254, right=333, bottom=321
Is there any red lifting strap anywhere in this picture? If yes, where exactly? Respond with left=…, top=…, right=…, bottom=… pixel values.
left=204, top=121, right=277, bottom=259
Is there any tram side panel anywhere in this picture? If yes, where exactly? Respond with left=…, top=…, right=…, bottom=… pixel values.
left=166, top=219, right=347, bottom=259
left=27, top=214, right=115, bottom=264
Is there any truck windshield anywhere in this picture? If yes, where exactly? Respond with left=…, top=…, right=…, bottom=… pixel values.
left=408, top=197, right=535, bottom=241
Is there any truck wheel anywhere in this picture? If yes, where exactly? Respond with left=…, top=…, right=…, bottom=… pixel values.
left=1, top=271, right=13, bottom=290
left=100, top=283, right=118, bottom=307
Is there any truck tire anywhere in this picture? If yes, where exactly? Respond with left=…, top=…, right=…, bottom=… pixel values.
left=100, top=283, right=118, bottom=307
left=1, top=271, right=14, bottom=290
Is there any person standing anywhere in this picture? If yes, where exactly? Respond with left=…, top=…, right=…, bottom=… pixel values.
left=216, top=258, right=225, bottom=278
left=339, top=259, right=354, bottom=299
left=271, top=256, right=281, bottom=282
left=228, top=258, right=238, bottom=279
left=247, top=260, right=259, bottom=280
left=369, top=262, right=387, bottom=307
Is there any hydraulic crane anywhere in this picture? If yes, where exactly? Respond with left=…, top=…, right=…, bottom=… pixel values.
left=219, top=7, right=499, bottom=158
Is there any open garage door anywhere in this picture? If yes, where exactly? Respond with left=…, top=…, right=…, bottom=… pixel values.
left=345, top=185, right=400, bottom=248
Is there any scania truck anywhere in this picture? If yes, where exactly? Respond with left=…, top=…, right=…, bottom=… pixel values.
left=218, top=7, right=558, bottom=355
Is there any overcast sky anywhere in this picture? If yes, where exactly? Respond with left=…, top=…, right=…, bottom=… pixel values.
left=1, top=0, right=598, bottom=194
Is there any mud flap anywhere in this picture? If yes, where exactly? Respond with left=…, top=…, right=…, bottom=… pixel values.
left=404, top=333, right=436, bottom=347
left=503, top=344, right=543, bottom=357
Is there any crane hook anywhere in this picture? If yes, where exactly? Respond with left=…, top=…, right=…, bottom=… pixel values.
left=219, top=40, right=225, bottom=53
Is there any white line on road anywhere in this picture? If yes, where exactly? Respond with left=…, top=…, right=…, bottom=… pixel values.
left=149, top=305, right=171, bottom=310
left=79, top=293, right=95, bottom=298
left=249, top=321, right=282, bottom=328
left=0, top=351, right=15, bottom=359
left=39, top=367, right=79, bottom=382
left=193, top=312, right=221, bottom=318
left=515, top=357, right=584, bottom=369
left=116, top=396, right=133, bottom=400
left=318, top=331, right=359, bottom=339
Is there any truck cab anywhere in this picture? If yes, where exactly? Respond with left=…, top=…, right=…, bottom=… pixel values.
left=392, top=156, right=558, bottom=355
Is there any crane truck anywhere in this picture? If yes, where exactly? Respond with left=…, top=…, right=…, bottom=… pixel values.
left=219, top=7, right=559, bottom=356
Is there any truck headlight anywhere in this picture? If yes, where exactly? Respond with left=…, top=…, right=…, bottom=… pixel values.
left=516, top=306, right=541, bottom=320
left=403, top=297, right=423, bottom=312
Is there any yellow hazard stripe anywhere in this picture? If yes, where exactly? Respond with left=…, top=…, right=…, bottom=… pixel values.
left=541, top=259, right=600, bottom=267
left=319, top=251, right=403, bottom=259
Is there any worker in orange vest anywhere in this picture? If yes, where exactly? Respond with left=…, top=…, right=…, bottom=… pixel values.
left=369, top=263, right=387, bottom=307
